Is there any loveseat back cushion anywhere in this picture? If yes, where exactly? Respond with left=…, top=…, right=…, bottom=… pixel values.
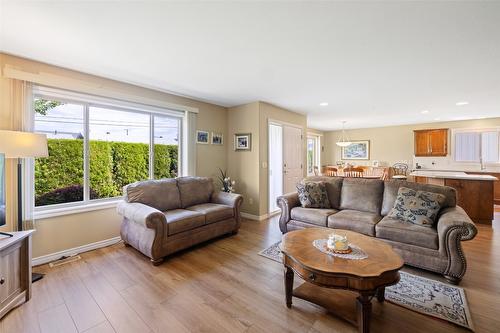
left=177, top=176, right=214, bottom=208
left=305, top=176, right=343, bottom=209
left=340, top=178, right=384, bottom=214
left=381, top=180, right=456, bottom=216
left=124, top=178, right=181, bottom=211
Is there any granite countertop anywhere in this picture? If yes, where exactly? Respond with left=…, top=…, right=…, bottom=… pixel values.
left=410, top=170, right=498, bottom=181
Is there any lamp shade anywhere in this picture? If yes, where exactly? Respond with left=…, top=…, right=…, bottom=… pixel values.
left=0, top=130, right=48, bottom=158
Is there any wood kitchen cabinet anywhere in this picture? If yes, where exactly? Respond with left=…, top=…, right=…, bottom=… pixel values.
left=413, top=176, right=494, bottom=224
left=414, top=129, right=448, bottom=156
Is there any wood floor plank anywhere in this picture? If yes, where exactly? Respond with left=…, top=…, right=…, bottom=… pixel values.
left=82, top=321, right=115, bottom=333
left=54, top=263, right=107, bottom=332
left=38, top=304, right=78, bottom=333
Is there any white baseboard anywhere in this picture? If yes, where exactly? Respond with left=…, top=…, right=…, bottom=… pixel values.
left=241, top=210, right=280, bottom=221
left=32, top=236, right=122, bottom=267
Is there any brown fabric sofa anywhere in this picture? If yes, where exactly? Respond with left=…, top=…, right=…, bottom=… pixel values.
left=117, top=176, right=243, bottom=265
left=277, top=176, right=477, bottom=284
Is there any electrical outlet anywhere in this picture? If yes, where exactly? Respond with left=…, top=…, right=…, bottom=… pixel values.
left=249, top=198, right=254, bottom=205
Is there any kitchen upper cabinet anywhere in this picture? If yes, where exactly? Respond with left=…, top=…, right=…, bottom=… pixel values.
left=414, top=129, right=448, bottom=156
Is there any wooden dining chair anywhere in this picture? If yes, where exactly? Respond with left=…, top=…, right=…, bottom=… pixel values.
left=324, top=166, right=338, bottom=177
left=391, top=163, right=409, bottom=180
left=343, top=166, right=364, bottom=178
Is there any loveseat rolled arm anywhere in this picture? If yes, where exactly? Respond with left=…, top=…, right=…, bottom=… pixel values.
left=117, top=202, right=167, bottom=261
left=437, top=206, right=478, bottom=284
left=212, top=191, right=244, bottom=230
left=277, top=192, right=300, bottom=234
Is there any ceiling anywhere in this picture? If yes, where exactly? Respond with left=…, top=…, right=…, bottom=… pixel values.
left=1, top=1, right=499, bottom=131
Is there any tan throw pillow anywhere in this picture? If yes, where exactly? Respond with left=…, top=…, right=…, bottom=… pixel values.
left=388, top=187, right=446, bottom=227
left=296, top=181, right=331, bottom=209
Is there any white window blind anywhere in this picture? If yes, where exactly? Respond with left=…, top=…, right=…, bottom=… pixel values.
left=482, top=131, right=499, bottom=162
left=454, top=129, right=500, bottom=164
left=455, top=132, right=480, bottom=162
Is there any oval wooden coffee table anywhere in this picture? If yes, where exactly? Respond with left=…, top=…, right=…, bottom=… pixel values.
left=281, top=228, right=404, bottom=333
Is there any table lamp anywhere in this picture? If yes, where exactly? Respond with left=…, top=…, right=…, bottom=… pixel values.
left=0, top=130, right=48, bottom=233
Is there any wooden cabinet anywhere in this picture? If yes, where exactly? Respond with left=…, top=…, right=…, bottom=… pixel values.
left=414, top=129, right=448, bottom=156
left=412, top=176, right=493, bottom=224
left=0, top=231, right=33, bottom=319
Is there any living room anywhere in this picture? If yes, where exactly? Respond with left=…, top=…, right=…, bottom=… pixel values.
left=0, top=1, right=499, bottom=333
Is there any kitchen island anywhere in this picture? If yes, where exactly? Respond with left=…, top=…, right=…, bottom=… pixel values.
left=409, top=170, right=497, bottom=225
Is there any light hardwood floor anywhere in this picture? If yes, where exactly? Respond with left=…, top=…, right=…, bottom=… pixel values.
left=1, top=213, right=499, bottom=333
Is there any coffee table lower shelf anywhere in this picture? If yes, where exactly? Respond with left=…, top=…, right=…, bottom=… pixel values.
left=285, top=267, right=390, bottom=333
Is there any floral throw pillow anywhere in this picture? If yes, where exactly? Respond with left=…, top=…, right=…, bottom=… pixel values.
left=296, top=181, right=331, bottom=208
left=388, top=187, right=446, bottom=227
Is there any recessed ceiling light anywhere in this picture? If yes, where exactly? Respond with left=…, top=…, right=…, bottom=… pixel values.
left=319, top=102, right=328, bottom=106
left=456, top=101, right=469, bottom=106
left=421, top=110, right=429, bottom=114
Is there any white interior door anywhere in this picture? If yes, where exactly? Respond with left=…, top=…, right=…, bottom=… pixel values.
left=283, top=125, right=303, bottom=194
left=268, top=123, right=283, bottom=213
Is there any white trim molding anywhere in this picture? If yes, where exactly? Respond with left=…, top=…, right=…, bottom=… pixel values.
left=34, top=200, right=120, bottom=220
left=241, top=210, right=280, bottom=221
left=32, top=236, right=122, bottom=266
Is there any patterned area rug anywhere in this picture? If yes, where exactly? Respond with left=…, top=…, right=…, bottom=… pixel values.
left=258, top=241, right=474, bottom=331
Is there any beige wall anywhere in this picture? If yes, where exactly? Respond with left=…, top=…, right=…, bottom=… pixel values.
left=226, top=102, right=260, bottom=215
left=323, top=117, right=500, bottom=169
left=0, top=53, right=228, bottom=258
left=258, top=102, right=307, bottom=215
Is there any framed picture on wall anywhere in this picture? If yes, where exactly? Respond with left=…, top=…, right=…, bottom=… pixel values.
left=211, top=133, right=224, bottom=145
left=234, top=133, right=251, bottom=151
left=341, top=140, right=370, bottom=160
left=196, top=130, right=209, bottom=144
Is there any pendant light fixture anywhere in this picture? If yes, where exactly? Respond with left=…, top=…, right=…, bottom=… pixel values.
left=336, top=121, right=352, bottom=147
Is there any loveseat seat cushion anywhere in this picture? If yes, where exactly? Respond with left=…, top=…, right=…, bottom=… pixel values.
left=165, top=209, right=205, bottom=235
left=327, top=209, right=382, bottom=236
left=381, top=180, right=456, bottom=216
left=340, top=178, right=384, bottom=214
left=125, top=178, right=181, bottom=211
left=177, top=177, right=214, bottom=208
left=186, top=203, right=234, bottom=224
left=375, top=216, right=438, bottom=250
left=290, top=207, right=338, bottom=226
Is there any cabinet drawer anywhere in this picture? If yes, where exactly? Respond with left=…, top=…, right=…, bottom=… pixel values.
left=0, top=243, right=22, bottom=306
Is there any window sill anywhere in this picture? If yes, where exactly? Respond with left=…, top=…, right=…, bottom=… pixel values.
left=34, top=200, right=121, bottom=220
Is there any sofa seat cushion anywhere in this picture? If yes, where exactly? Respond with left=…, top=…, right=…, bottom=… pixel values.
left=375, top=216, right=439, bottom=250
left=327, top=210, right=382, bottom=236
left=186, top=203, right=234, bottom=224
left=165, top=209, right=205, bottom=235
left=291, top=207, right=338, bottom=226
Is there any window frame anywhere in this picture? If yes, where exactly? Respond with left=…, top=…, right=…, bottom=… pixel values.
left=452, top=127, right=500, bottom=166
left=32, top=86, right=185, bottom=216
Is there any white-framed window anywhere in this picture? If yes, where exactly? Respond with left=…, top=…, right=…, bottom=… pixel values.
left=307, top=134, right=321, bottom=175
left=453, top=128, right=500, bottom=164
left=33, top=86, right=184, bottom=210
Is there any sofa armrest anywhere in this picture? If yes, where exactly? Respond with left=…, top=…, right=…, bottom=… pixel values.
left=117, top=201, right=166, bottom=232
left=277, top=192, right=300, bottom=234
left=212, top=191, right=243, bottom=208
left=211, top=192, right=243, bottom=230
left=437, top=206, right=478, bottom=282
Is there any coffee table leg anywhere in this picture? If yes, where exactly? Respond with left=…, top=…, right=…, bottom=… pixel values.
left=284, top=266, right=294, bottom=308
left=356, top=293, right=372, bottom=333
left=376, top=287, right=385, bottom=303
